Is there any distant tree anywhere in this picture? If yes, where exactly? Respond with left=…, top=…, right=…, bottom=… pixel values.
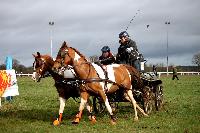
left=12, top=59, right=21, bottom=68
left=89, top=55, right=99, bottom=62
left=0, top=64, right=6, bottom=70
left=0, top=59, right=33, bottom=73
left=192, top=52, right=200, bottom=66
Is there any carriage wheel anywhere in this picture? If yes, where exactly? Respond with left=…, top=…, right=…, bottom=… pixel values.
left=93, top=96, right=106, bottom=114
left=142, top=86, right=154, bottom=114
left=155, top=85, right=164, bottom=111
left=110, top=102, right=118, bottom=113
left=144, top=99, right=153, bottom=115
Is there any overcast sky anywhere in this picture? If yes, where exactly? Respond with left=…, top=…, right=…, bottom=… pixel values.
left=0, top=0, right=200, bottom=67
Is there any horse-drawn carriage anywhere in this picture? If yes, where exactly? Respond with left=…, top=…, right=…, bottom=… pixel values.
left=32, top=42, right=164, bottom=125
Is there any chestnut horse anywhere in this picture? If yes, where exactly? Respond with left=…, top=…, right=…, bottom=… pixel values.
left=53, top=41, right=148, bottom=124
left=32, top=52, right=96, bottom=125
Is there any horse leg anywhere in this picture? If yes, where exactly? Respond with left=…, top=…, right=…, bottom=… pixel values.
left=86, top=99, right=96, bottom=124
left=53, top=97, right=66, bottom=126
left=126, top=89, right=139, bottom=121
left=98, top=90, right=116, bottom=125
left=136, top=104, right=149, bottom=117
left=72, top=91, right=89, bottom=124
left=124, top=92, right=148, bottom=117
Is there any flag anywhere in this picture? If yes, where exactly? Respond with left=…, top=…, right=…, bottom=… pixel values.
left=0, top=70, right=19, bottom=97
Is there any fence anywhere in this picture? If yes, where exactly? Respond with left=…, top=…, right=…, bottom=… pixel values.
left=16, top=72, right=200, bottom=78
left=157, top=72, right=200, bottom=78
left=16, top=73, right=33, bottom=77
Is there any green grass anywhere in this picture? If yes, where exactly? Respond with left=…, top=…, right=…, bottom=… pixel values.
left=0, top=76, right=200, bottom=133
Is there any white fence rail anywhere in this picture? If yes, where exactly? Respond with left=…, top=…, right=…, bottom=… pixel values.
left=16, top=72, right=200, bottom=78
left=157, top=72, right=200, bottom=77
left=16, top=73, right=33, bottom=77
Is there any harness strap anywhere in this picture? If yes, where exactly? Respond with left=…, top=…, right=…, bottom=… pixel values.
left=94, top=62, right=109, bottom=91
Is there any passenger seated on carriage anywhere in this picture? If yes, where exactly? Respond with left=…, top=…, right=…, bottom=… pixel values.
left=98, top=46, right=115, bottom=79
left=99, top=46, right=115, bottom=65
left=116, top=31, right=141, bottom=71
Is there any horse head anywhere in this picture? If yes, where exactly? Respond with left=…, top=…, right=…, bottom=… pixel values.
left=53, top=41, right=77, bottom=72
left=32, top=52, right=54, bottom=82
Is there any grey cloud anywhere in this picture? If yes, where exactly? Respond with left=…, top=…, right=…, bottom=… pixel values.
left=0, top=0, right=200, bottom=66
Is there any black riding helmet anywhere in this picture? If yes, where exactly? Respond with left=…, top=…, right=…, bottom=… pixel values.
left=119, top=31, right=129, bottom=38
left=101, top=46, right=110, bottom=52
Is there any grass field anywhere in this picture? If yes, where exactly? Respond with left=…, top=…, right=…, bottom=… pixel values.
left=0, top=75, right=200, bottom=133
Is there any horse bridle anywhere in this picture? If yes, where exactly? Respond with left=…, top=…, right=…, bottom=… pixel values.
left=33, top=58, right=47, bottom=79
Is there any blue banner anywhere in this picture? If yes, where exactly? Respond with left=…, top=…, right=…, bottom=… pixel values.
left=6, top=56, right=12, bottom=70
left=5, top=56, right=13, bottom=101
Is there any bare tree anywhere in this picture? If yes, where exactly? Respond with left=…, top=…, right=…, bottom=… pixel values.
left=192, top=52, right=200, bottom=66
left=89, top=55, right=99, bottom=62
left=0, top=58, right=33, bottom=73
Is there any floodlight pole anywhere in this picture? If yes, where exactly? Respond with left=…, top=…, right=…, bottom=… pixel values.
left=49, top=21, right=54, bottom=57
left=165, top=21, right=170, bottom=76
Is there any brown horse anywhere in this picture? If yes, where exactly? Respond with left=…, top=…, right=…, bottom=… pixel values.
left=32, top=52, right=96, bottom=126
left=53, top=41, right=148, bottom=124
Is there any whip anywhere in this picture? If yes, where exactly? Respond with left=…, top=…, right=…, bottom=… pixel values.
left=125, top=9, right=140, bottom=31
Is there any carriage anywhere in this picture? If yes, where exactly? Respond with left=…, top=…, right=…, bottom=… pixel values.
left=92, top=71, right=164, bottom=115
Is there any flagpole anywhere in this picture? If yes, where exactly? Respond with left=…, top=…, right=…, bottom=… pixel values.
left=165, top=21, right=170, bottom=76
left=49, top=21, right=54, bottom=57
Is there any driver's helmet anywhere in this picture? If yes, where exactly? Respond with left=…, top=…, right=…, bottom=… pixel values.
left=119, top=31, right=129, bottom=39
left=101, top=46, right=110, bottom=52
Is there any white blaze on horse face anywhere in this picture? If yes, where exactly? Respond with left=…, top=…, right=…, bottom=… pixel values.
left=59, top=97, right=66, bottom=114
left=74, top=52, right=81, bottom=62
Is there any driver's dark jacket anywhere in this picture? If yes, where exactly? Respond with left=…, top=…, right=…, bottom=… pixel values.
left=116, top=39, right=139, bottom=64
left=99, top=52, right=115, bottom=65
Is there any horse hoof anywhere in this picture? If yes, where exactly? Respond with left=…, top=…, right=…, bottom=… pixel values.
left=53, top=119, right=60, bottom=126
left=144, top=114, right=149, bottom=117
left=134, top=117, right=139, bottom=122
left=72, top=118, right=80, bottom=124
left=110, top=120, right=117, bottom=125
left=89, top=116, right=97, bottom=124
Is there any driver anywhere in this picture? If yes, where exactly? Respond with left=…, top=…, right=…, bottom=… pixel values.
left=116, top=31, right=141, bottom=71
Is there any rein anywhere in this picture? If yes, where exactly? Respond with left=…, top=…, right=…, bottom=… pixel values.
left=62, top=65, right=122, bottom=88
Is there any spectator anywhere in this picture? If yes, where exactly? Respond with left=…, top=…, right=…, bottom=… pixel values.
left=172, top=66, right=179, bottom=80
left=153, top=65, right=158, bottom=76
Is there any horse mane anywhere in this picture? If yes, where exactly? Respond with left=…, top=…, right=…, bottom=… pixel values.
left=56, top=41, right=89, bottom=62
left=41, top=55, right=54, bottom=65
left=69, top=47, right=88, bottom=61
left=42, top=55, right=53, bottom=60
